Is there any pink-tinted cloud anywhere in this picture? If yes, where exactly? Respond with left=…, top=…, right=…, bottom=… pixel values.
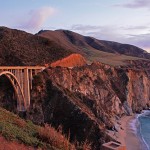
left=115, top=0, right=150, bottom=9
left=127, top=33, right=150, bottom=52
left=20, top=7, right=57, bottom=31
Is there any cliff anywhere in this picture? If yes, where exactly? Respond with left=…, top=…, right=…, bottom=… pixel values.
left=27, top=60, right=150, bottom=149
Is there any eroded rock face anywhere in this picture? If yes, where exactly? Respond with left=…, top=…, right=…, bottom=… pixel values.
left=28, top=74, right=111, bottom=149
left=27, top=60, right=150, bottom=149
left=127, top=69, right=150, bottom=112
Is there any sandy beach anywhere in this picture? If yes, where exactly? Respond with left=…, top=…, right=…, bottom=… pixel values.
left=121, top=116, right=144, bottom=150
left=108, top=115, right=147, bottom=150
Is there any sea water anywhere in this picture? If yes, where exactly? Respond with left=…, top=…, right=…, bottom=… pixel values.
left=138, top=110, right=150, bottom=150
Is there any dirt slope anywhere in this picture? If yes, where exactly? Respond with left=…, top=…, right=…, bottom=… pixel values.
left=50, top=54, right=87, bottom=67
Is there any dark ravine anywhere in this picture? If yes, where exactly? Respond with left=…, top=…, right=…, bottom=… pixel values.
left=0, top=75, right=18, bottom=113
left=27, top=60, right=150, bottom=150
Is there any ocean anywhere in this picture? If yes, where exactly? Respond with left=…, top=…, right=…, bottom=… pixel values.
left=138, top=110, right=150, bottom=150
left=127, top=110, right=150, bottom=150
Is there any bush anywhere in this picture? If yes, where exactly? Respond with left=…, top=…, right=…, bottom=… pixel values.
left=38, top=124, right=74, bottom=150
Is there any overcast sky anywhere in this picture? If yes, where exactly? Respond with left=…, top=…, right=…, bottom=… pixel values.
left=1, top=0, right=150, bottom=52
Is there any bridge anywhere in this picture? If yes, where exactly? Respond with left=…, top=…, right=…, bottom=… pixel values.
left=0, top=66, right=45, bottom=111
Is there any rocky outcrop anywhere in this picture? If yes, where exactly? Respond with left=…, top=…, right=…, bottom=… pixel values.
left=27, top=72, right=112, bottom=149
left=27, top=60, right=150, bottom=149
left=50, top=54, right=87, bottom=67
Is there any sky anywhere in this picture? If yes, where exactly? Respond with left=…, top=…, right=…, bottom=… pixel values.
left=1, top=0, right=150, bottom=52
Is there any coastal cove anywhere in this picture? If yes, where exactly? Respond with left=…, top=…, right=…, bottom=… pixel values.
left=108, top=111, right=150, bottom=150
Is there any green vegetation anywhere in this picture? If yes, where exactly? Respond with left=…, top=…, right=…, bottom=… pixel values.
left=0, top=107, right=74, bottom=150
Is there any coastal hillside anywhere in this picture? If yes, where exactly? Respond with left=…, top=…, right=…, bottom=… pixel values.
left=0, top=26, right=149, bottom=66
left=27, top=59, right=150, bottom=149
left=0, top=27, right=73, bottom=66
left=0, top=107, right=81, bottom=150
left=0, top=26, right=150, bottom=149
left=38, top=30, right=150, bottom=63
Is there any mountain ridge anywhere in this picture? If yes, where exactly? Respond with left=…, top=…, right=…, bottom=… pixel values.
left=0, top=27, right=73, bottom=66
left=0, top=26, right=149, bottom=67
left=38, top=29, right=150, bottom=60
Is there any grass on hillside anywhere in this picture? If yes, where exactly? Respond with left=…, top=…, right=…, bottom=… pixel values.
left=0, top=107, right=74, bottom=150
left=82, top=48, right=145, bottom=66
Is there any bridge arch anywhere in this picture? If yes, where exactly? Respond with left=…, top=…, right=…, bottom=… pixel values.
left=0, top=71, right=26, bottom=111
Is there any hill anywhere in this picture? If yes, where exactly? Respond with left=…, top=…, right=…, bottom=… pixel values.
left=38, top=29, right=150, bottom=66
left=0, top=26, right=149, bottom=66
left=0, top=27, right=73, bottom=66
left=0, top=107, right=77, bottom=149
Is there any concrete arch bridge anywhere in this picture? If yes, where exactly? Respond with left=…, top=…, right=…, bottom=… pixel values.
left=0, top=66, right=45, bottom=111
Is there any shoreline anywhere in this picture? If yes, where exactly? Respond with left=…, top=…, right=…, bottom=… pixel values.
left=124, top=115, right=148, bottom=150
left=108, top=115, right=147, bottom=150
left=137, top=111, right=150, bottom=150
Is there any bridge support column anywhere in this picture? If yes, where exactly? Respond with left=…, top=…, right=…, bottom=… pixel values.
left=24, top=68, right=30, bottom=109
left=29, top=69, right=33, bottom=90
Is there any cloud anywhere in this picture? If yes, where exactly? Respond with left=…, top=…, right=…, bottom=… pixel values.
left=19, top=7, right=57, bottom=31
left=71, top=24, right=150, bottom=53
left=115, top=0, right=150, bottom=9
left=123, top=26, right=150, bottom=31
left=71, top=24, right=102, bottom=32
left=71, top=24, right=127, bottom=42
left=127, top=33, right=150, bottom=51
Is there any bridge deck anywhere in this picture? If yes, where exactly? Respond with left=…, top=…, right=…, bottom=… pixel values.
left=0, top=66, right=45, bottom=70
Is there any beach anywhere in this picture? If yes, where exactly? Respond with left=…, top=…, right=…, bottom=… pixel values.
left=108, top=115, right=147, bottom=150
left=122, top=116, right=146, bottom=150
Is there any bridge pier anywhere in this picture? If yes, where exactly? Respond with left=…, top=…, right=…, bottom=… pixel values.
left=24, top=68, right=30, bottom=108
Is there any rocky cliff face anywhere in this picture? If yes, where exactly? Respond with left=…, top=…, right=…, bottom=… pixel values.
left=127, top=69, right=150, bottom=112
left=27, top=60, right=150, bottom=149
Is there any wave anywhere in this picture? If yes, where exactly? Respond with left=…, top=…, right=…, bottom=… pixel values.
left=137, top=111, right=150, bottom=150
left=128, top=116, right=138, bottom=134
